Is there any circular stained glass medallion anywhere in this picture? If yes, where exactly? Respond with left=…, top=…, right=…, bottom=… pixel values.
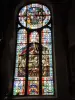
left=19, top=4, right=51, bottom=29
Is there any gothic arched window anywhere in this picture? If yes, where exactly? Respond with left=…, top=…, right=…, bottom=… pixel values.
left=13, top=3, right=56, bottom=96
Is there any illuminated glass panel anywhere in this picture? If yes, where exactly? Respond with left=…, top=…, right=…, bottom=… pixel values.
left=29, top=31, right=39, bottom=43
left=27, top=81, right=39, bottom=95
left=13, top=80, right=25, bottom=95
left=41, top=28, right=51, bottom=43
left=13, top=77, right=25, bottom=95
left=43, top=16, right=50, bottom=26
left=19, top=4, right=51, bottom=29
left=28, top=67, right=39, bottom=77
left=27, top=15, right=43, bottom=29
left=43, top=5, right=50, bottom=15
left=18, top=24, right=21, bottom=28
left=42, top=44, right=52, bottom=54
left=19, top=17, right=26, bottom=27
left=42, top=80, right=54, bottom=95
left=17, top=29, right=27, bottom=43
left=15, top=67, right=25, bottom=77
left=29, top=43, right=39, bottom=54
left=28, top=77, right=39, bottom=81
left=27, top=30, right=40, bottom=95
left=48, top=24, right=51, bottom=27
left=28, top=62, right=39, bottom=68
left=29, top=55, right=39, bottom=65
left=13, top=3, right=55, bottom=96
left=13, top=29, right=27, bottom=95
left=41, top=28, right=54, bottom=95
left=19, top=6, right=26, bottom=16
left=28, top=54, right=39, bottom=95
left=42, top=55, right=52, bottom=66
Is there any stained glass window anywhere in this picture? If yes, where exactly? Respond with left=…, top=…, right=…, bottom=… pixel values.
left=13, top=3, right=55, bottom=96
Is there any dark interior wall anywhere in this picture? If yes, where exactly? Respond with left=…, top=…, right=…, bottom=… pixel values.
left=53, top=2, right=70, bottom=99
left=68, top=0, right=75, bottom=97
left=0, top=0, right=72, bottom=99
left=68, top=0, right=75, bottom=47
left=0, top=1, right=20, bottom=99
left=0, top=17, right=16, bottom=100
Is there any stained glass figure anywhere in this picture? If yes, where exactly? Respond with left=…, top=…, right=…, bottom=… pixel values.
left=27, top=81, right=39, bottom=95
left=29, top=55, right=39, bottom=66
left=42, top=80, right=54, bottom=95
left=42, top=66, right=50, bottom=76
left=42, top=54, right=52, bottom=66
left=13, top=77, right=25, bottom=95
left=13, top=80, right=25, bottom=95
left=29, top=43, right=39, bottom=54
left=28, top=68, right=39, bottom=77
left=14, top=67, right=25, bottom=77
left=29, top=31, right=39, bottom=43
left=16, top=43, right=27, bottom=66
left=42, top=44, right=52, bottom=54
